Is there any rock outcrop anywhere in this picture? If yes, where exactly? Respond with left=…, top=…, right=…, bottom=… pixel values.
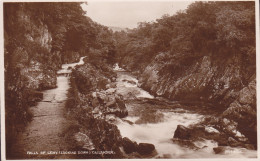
left=126, top=54, right=256, bottom=148
left=66, top=60, right=159, bottom=158
left=173, top=116, right=256, bottom=151
left=65, top=61, right=125, bottom=158
left=4, top=3, right=88, bottom=156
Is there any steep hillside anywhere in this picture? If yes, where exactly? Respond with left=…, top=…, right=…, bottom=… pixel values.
left=4, top=2, right=116, bottom=153
left=114, top=1, right=256, bottom=146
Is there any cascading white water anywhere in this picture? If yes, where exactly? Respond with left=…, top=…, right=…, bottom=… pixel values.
left=116, top=111, right=206, bottom=158
left=57, top=56, right=86, bottom=75
left=115, top=73, right=154, bottom=99
left=112, top=64, right=257, bottom=158
left=114, top=63, right=125, bottom=71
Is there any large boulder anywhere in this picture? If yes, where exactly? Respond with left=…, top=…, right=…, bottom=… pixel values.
left=137, top=143, right=155, bottom=155
left=174, top=124, right=226, bottom=141
left=173, top=125, right=192, bottom=140
left=122, top=137, right=138, bottom=154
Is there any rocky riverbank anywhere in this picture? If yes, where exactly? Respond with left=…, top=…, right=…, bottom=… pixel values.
left=114, top=2, right=256, bottom=154
left=133, top=55, right=257, bottom=152
left=64, top=58, right=158, bottom=158
left=117, top=57, right=256, bottom=154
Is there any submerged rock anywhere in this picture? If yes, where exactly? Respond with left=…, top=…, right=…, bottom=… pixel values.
left=135, top=109, right=164, bottom=124
left=122, top=119, right=134, bottom=125
left=172, top=138, right=199, bottom=150
left=213, top=146, right=249, bottom=155
left=115, top=109, right=128, bottom=118
left=173, top=121, right=255, bottom=151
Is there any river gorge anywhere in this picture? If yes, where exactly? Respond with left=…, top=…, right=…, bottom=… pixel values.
left=7, top=56, right=257, bottom=159
left=4, top=1, right=257, bottom=160
left=112, top=64, right=257, bottom=158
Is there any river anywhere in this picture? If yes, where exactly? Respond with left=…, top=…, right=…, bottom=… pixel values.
left=112, top=64, right=257, bottom=158
left=11, top=59, right=256, bottom=159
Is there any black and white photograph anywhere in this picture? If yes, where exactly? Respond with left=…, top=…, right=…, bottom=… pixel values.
left=1, top=0, right=259, bottom=160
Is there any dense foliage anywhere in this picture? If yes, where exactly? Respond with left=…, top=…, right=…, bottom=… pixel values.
left=4, top=1, right=257, bottom=156
left=114, top=1, right=256, bottom=146
left=4, top=2, right=116, bottom=67
left=4, top=2, right=116, bottom=155
left=115, top=1, right=255, bottom=78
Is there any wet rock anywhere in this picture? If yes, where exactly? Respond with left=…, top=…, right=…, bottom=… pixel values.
left=92, top=107, right=101, bottom=114
left=115, top=109, right=128, bottom=118
left=205, top=126, right=220, bottom=134
left=228, top=137, right=242, bottom=147
left=92, top=97, right=100, bottom=107
left=137, top=143, right=155, bottom=155
left=74, top=132, right=95, bottom=150
left=135, top=109, right=164, bottom=124
left=213, top=146, right=226, bottom=154
left=96, top=91, right=107, bottom=103
left=173, top=124, right=231, bottom=148
left=218, top=138, right=229, bottom=146
left=106, top=87, right=116, bottom=94
left=97, top=78, right=109, bottom=90
left=106, top=115, right=116, bottom=122
left=213, top=146, right=248, bottom=155
left=110, top=82, right=117, bottom=88
left=161, top=154, right=172, bottom=158
left=78, top=114, right=123, bottom=158
left=221, top=79, right=256, bottom=146
left=124, top=48, right=256, bottom=148
left=244, top=144, right=255, bottom=150
left=122, top=119, right=134, bottom=125
left=105, top=96, right=117, bottom=108
left=172, top=138, right=199, bottom=150
left=116, top=97, right=127, bottom=110
left=237, top=135, right=248, bottom=142
left=122, top=79, right=136, bottom=85
left=173, top=125, right=192, bottom=140
left=122, top=137, right=138, bottom=154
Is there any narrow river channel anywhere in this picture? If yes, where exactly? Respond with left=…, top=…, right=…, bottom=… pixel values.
left=11, top=59, right=256, bottom=159
left=112, top=64, right=257, bottom=158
